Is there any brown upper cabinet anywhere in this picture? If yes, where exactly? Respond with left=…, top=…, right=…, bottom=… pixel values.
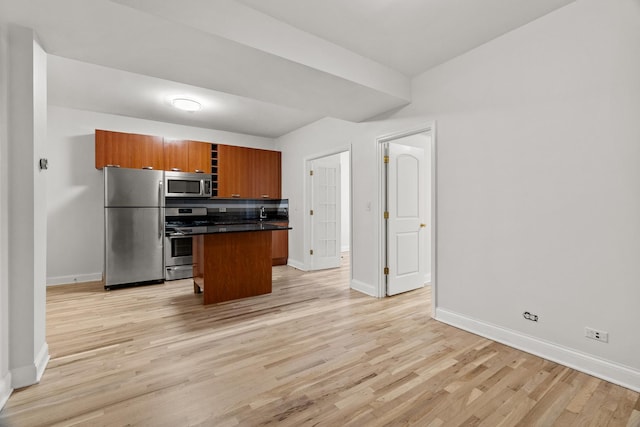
left=253, top=149, right=281, bottom=199
left=217, top=145, right=255, bottom=198
left=217, top=145, right=281, bottom=199
left=95, top=129, right=164, bottom=170
left=95, top=130, right=281, bottom=200
left=189, top=141, right=212, bottom=174
left=162, top=139, right=189, bottom=172
left=164, top=140, right=211, bottom=173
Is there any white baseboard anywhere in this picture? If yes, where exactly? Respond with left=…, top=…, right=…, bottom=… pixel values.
left=47, top=272, right=102, bottom=286
left=287, top=258, right=307, bottom=271
left=424, top=272, right=432, bottom=285
left=0, top=371, right=12, bottom=410
left=10, top=342, right=49, bottom=389
left=435, top=308, right=640, bottom=393
left=351, top=279, right=378, bottom=297
left=35, top=342, right=49, bottom=383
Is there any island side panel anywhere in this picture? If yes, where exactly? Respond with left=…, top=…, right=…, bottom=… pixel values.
left=192, top=235, right=204, bottom=293
left=202, top=231, right=272, bottom=304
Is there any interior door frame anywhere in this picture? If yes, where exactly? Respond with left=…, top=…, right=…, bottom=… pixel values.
left=377, top=123, right=437, bottom=315
left=304, top=145, right=352, bottom=280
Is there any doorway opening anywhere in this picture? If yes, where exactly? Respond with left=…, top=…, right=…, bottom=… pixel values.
left=378, top=125, right=436, bottom=310
left=305, top=149, right=352, bottom=281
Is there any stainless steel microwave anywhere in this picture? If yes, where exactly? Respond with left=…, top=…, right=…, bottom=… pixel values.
left=164, top=171, right=212, bottom=198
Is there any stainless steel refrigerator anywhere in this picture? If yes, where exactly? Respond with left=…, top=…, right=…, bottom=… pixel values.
left=104, top=167, right=165, bottom=288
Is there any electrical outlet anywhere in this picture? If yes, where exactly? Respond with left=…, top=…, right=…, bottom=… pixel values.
left=585, top=327, right=608, bottom=343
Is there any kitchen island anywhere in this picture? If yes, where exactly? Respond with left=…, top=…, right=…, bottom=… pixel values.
left=174, top=223, right=291, bottom=305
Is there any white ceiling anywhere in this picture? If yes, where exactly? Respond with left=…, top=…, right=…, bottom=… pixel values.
left=0, top=0, right=575, bottom=138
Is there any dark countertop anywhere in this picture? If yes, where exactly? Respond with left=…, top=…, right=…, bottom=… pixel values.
left=172, top=222, right=291, bottom=236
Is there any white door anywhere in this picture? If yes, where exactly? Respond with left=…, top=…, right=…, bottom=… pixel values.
left=386, top=143, right=426, bottom=295
left=310, top=156, right=341, bottom=270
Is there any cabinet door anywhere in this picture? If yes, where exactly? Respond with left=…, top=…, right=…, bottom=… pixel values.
left=188, top=141, right=211, bottom=173
left=254, top=149, right=281, bottom=199
left=96, top=129, right=134, bottom=169
left=271, top=222, right=288, bottom=266
left=217, top=145, right=255, bottom=198
left=131, top=135, right=164, bottom=170
left=163, top=139, right=189, bottom=172
left=95, top=130, right=164, bottom=170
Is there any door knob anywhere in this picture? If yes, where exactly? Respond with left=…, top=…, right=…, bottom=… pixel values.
left=420, top=223, right=426, bottom=228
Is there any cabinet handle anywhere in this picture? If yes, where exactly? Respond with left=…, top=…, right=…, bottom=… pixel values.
left=171, top=168, right=182, bottom=172
left=261, top=195, right=269, bottom=198
left=142, top=166, right=153, bottom=170
left=106, top=164, right=120, bottom=168
left=231, top=194, right=240, bottom=198
left=194, top=169, right=204, bottom=173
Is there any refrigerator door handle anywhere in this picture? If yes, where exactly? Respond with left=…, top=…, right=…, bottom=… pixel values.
left=159, top=180, right=164, bottom=238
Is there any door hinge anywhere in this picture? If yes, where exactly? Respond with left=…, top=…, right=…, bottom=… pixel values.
left=383, top=155, right=389, bottom=164
left=383, top=211, right=389, bottom=219
left=310, top=170, right=314, bottom=176
left=310, top=209, right=314, bottom=215
left=310, top=249, right=314, bottom=255
left=384, top=267, right=389, bottom=275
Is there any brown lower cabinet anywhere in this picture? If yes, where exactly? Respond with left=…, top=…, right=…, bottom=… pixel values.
left=271, top=222, right=289, bottom=266
left=195, top=228, right=288, bottom=279
left=193, top=232, right=272, bottom=304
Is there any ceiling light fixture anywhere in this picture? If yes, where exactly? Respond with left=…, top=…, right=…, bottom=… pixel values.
left=171, top=98, right=202, bottom=112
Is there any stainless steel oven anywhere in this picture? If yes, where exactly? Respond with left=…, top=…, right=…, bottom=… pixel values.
left=165, top=207, right=207, bottom=280
left=165, top=234, right=194, bottom=280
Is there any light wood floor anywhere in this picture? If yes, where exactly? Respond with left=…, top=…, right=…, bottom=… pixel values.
left=2, top=256, right=639, bottom=426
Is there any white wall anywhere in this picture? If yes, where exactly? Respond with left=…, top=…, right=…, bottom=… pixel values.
left=276, top=0, right=640, bottom=392
left=393, top=0, right=640, bottom=390
left=340, top=151, right=350, bottom=252
left=6, top=25, right=49, bottom=391
left=46, top=105, right=276, bottom=285
left=0, top=24, right=12, bottom=409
